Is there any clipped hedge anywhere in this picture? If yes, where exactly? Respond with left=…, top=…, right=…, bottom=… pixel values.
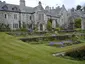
left=65, top=45, right=85, bottom=60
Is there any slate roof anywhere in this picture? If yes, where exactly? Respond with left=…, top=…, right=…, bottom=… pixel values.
left=0, top=1, right=20, bottom=12
left=0, top=1, right=64, bottom=16
left=0, top=1, right=34, bottom=13
left=71, top=10, right=82, bottom=18
left=25, top=7, right=34, bottom=13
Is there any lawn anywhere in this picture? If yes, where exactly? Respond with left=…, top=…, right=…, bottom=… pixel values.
left=0, top=32, right=85, bottom=64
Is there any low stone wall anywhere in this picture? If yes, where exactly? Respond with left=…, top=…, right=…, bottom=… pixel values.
left=7, top=31, right=47, bottom=36
left=20, top=35, right=71, bottom=42
left=7, top=32, right=29, bottom=36
left=59, top=30, right=75, bottom=33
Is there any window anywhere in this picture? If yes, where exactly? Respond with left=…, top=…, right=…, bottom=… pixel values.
left=61, top=13, right=63, bottom=15
left=14, top=14, right=17, bottom=19
left=13, top=24, right=18, bottom=28
left=12, top=7, right=17, bottom=11
left=12, top=8, right=14, bottom=10
left=22, top=22, right=26, bottom=28
left=39, top=14, right=41, bottom=20
left=40, top=24, right=43, bottom=30
left=5, top=14, right=7, bottom=18
left=38, top=14, right=44, bottom=20
left=30, top=16, right=31, bottom=20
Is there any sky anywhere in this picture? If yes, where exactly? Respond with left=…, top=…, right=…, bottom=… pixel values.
left=1, top=0, right=85, bottom=9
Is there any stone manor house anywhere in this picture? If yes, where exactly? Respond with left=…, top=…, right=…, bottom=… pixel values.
left=0, top=0, right=85, bottom=31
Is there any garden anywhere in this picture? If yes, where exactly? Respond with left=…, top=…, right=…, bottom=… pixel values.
left=1, top=18, right=85, bottom=64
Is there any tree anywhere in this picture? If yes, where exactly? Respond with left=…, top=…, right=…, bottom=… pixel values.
left=47, top=19, right=52, bottom=31
left=76, top=5, right=81, bottom=10
left=74, top=18, right=81, bottom=28
left=20, top=22, right=27, bottom=31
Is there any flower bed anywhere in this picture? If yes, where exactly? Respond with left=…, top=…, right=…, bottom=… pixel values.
left=48, top=40, right=73, bottom=47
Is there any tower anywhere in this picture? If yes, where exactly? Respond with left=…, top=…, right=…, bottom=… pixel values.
left=20, top=0, right=25, bottom=6
left=20, top=0, right=26, bottom=12
left=19, top=0, right=26, bottom=29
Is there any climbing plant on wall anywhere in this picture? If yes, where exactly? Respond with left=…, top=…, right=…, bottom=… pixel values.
left=74, top=18, right=81, bottom=28
left=47, top=19, right=52, bottom=31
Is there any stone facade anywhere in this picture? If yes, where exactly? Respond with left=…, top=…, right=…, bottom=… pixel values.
left=67, top=8, right=85, bottom=30
left=0, top=0, right=70, bottom=31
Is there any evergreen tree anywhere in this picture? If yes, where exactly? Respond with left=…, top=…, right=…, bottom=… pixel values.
left=76, top=5, right=81, bottom=10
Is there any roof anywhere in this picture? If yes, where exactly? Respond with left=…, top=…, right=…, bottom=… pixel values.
left=44, top=7, right=62, bottom=17
left=25, top=7, right=34, bottom=13
left=0, top=1, right=66, bottom=16
left=0, top=1, right=20, bottom=12
left=0, top=1, right=34, bottom=13
left=33, top=4, right=44, bottom=12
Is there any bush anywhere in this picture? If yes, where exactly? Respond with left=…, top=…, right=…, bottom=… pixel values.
left=20, top=28, right=27, bottom=32
left=65, top=45, right=85, bottom=60
left=47, top=19, right=52, bottom=31
left=75, top=28, right=82, bottom=31
left=0, top=23, right=10, bottom=32
left=74, top=18, right=81, bottom=28
left=63, top=43, right=72, bottom=46
left=55, top=28, right=61, bottom=31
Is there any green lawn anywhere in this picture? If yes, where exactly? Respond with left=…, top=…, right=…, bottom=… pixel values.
left=0, top=32, right=85, bottom=64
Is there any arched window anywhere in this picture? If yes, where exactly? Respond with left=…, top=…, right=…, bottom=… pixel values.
left=40, top=24, right=43, bottom=30
left=14, top=14, right=17, bottom=19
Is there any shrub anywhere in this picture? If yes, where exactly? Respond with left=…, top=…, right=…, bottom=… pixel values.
left=55, top=28, right=61, bottom=31
left=74, top=18, right=81, bottom=28
left=0, top=23, right=10, bottom=32
left=20, top=28, right=27, bottom=32
left=65, top=45, right=85, bottom=60
left=63, top=42, right=72, bottom=46
left=75, top=28, right=82, bottom=32
left=47, top=19, right=52, bottom=31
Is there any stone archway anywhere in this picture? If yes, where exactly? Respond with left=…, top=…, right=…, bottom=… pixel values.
left=40, top=24, right=43, bottom=31
left=29, top=24, right=33, bottom=29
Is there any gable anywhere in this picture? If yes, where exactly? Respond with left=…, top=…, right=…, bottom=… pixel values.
left=2, top=5, right=8, bottom=10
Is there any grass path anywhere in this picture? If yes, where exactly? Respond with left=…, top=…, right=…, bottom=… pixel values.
left=0, top=32, right=85, bottom=64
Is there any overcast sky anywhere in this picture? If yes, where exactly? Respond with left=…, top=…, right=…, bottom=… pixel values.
left=1, top=0, right=85, bottom=9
